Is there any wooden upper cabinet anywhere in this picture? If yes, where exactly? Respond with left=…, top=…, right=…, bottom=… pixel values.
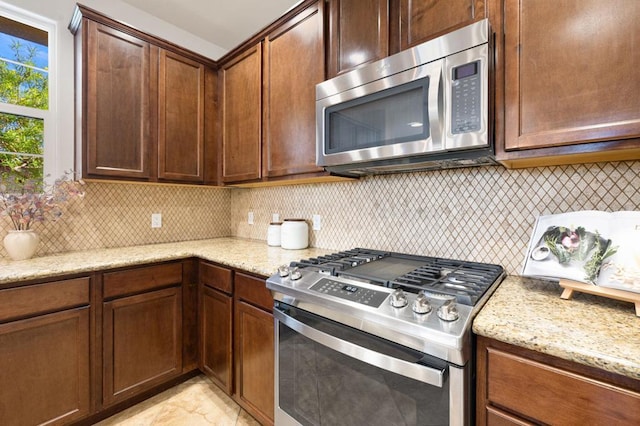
left=503, top=0, right=640, bottom=154
left=72, top=5, right=217, bottom=184
left=158, top=49, right=205, bottom=182
left=327, top=0, right=389, bottom=77
left=220, top=44, right=262, bottom=183
left=263, top=2, right=325, bottom=178
left=85, top=20, right=152, bottom=179
left=396, top=0, right=486, bottom=51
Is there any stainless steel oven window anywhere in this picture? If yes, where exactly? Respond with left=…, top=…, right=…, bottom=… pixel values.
left=274, top=304, right=470, bottom=426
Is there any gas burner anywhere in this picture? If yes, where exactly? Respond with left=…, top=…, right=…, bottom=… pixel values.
left=287, top=248, right=504, bottom=306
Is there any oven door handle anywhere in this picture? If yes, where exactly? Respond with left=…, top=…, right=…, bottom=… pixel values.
left=274, top=308, right=446, bottom=388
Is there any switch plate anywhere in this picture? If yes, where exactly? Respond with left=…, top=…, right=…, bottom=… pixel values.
left=151, top=213, right=162, bottom=228
left=272, top=213, right=280, bottom=222
left=312, top=214, right=322, bottom=231
left=248, top=211, right=254, bottom=225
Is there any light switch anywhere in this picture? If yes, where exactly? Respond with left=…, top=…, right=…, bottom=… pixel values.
left=312, top=214, right=322, bottom=231
left=248, top=211, right=254, bottom=225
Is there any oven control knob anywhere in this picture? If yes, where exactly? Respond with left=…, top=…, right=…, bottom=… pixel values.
left=278, top=265, right=290, bottom=277
left=412, top=292, right=432, bottom=314
left=289, top=267, right=302, bottom=281
left=389, top=289, right=408, bottom=308
left=437, top=299, right=459, bottom=321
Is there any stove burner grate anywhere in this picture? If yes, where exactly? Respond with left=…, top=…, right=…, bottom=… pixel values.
left=290, top=248, right=504, bottom=306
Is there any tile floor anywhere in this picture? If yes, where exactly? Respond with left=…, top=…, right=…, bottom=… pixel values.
left=96, top=375, right=261, bottom=426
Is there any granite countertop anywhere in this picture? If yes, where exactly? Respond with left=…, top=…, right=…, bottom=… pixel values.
left=1, top=238, right=638, bottom=382
left=0, top=237, right=332, bottom=286
left=473, top=276, right=640, bottom=381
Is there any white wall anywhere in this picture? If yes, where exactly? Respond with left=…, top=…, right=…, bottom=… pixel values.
left=1, top=0, right=226, bottom=180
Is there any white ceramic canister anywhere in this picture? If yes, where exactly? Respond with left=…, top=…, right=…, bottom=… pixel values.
left=280, top=219, right=309, bottom=250
left=267, top=222, right=282, bottom=246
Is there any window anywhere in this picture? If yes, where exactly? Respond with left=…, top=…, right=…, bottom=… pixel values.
left=0, top=3, right=53, bottom=184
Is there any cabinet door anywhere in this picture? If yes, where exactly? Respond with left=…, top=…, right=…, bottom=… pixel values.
left=0, top=308, right=91, bottom=426
left=396, top=0, right=486, bottom=50
left=103, top=287, right=182, bottom=406
left=200, top=285, right=233, bottom=394
left=503, top=0, right=640, bottom=152
left=203, top=67, right=219, bottom=185
left=263, top=2, right=325, bottom=178
left=158, top=49, right=205, bottom=182
left=327, top=0, right=389, bottom=77
left=235, top=300, right=274, bottom=426
left=220, top=44, right=262, bottom=183
left=476, top=337, right=640, bottom=426
left=85, top=20, right=152, bottom=179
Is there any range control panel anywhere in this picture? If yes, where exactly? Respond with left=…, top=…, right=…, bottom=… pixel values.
left=309, top=278, right=388, bottom=308
left=451, top=60, right=482, bottom=134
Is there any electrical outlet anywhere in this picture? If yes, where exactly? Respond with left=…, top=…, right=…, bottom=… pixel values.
left=272, top=213, right=280, bottom=222
left=248, top=211, right=254, bottom=225
left=151, top=213, right=162, bottom=228
left=312, top=214, right=322, bottom=231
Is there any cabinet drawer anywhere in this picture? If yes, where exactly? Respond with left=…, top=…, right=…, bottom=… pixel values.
left=0, top=277, right=90, bottom=322
left=200, top=262, right=233, bottom=294
left=235, top=273, right=272, bottom=311
left=104, top=262, right=183, bottom=299
left=487, top=348, right=640, bottom=425
left=486, top=406, right=534, bottom=426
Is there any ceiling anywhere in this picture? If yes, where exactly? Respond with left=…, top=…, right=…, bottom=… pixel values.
left=120, top=0, right=301, bottom=53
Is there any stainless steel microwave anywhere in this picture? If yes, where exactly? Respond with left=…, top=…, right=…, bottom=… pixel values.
left=316, top=19, right=495, bottom=176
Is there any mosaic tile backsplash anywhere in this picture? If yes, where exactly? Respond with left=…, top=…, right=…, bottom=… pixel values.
left=230, top=161, right=640, bottom=275
left=0, top=181, right=231, bottom=258
left=1, top=161, right=638, bottom=276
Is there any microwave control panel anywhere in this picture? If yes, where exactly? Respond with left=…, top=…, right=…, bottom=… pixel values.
left=451, top=61, right=482, bottom=134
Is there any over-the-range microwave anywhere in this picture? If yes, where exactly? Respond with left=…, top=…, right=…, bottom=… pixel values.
left=316, top=19, right=495, bottom=176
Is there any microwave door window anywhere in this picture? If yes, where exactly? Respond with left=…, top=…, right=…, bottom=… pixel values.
left=326, top=78, right=430, bottom=154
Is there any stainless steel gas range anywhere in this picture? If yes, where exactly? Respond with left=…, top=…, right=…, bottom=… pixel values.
left=266, top=248, right=505, bottom=426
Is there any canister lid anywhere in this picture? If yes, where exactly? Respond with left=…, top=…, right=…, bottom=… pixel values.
left=269, top=222, right=282, bottom=226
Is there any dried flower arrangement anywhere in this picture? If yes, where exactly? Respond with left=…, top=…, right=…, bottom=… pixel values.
left=0, top=172, right=85, bottom=231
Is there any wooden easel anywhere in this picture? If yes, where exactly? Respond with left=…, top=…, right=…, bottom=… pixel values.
left=559, top=279, right=640, bottom=317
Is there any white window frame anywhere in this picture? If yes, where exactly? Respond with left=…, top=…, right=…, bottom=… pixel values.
left=0, top=1, right=57, bottom=183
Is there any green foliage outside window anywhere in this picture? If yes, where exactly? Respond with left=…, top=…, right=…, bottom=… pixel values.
left=0, top=40, right=47, bottom=184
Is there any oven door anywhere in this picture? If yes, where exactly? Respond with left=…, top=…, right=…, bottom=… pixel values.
left=274, top=302, right=470, bottom=426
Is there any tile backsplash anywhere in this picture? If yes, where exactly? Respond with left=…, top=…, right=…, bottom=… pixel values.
left=231, top=161, right=640, bottom=275
left=2, top=162, right=638, bottom=276
left=0, top=181, right=231, bottom=258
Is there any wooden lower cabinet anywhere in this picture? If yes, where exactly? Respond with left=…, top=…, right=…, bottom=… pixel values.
left=233, top=273, right=275, bottom=425
left=234, top=299, right=274, bottom=426
left=0, top=276, right=92, bottom=426
left=476, top=336, right=640, bottom=425
left=102, top=286, right=183, bottom=406
left=199, top=264, right=274, bottom=425
left=0, top=307, right=91, bottom=426
left=199, top=262, right=234, bottom=394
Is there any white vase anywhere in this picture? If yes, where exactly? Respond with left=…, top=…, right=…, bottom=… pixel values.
left=3, top=229, right=40, bottom=261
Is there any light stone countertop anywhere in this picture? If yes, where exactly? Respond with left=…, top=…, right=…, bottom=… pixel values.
left=0, top=237, right=332, bottom=286
left=473, top=276, right=640, bottom=381
left=1, top=238, right=638, bottom=382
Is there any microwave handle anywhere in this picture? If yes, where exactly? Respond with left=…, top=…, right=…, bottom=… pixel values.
left=274, top=307, right=446, bottom=387
left=428, top=58, right=445, bottom=146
